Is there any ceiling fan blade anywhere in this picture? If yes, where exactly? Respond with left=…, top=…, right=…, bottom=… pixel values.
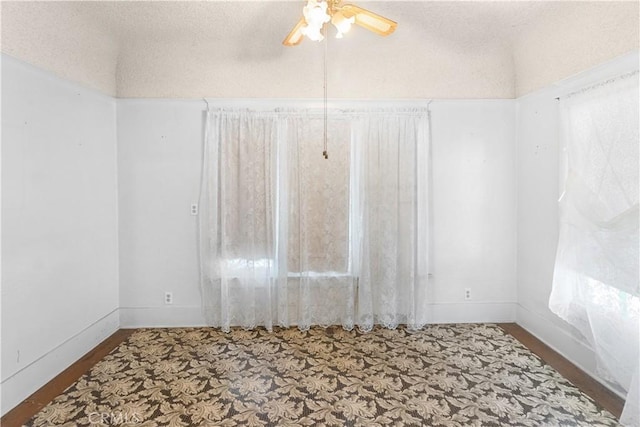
left=283, top=17, right=306, bottom=46
left=340, top=4, right=397, bottom=36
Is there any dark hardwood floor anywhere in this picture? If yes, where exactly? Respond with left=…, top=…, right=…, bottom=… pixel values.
left=1, top=329, right=135, bottom=427
left=499, top=323, right=624, bottom=418
left=0, top=324, right=624, bottom=427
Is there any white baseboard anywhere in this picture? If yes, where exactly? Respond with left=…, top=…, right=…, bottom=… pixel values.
left=119, top=302, right=516, bottom=329
left=430, top=301, right=516, bottom=323
left=515, top=303, right=626, bottom=400
left=119, top=306, right=208, bottom=328
left=0, top=308, right=120, bottom=416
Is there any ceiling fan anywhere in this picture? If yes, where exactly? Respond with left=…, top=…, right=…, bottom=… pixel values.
left=283, top=0, right=397, bottom=46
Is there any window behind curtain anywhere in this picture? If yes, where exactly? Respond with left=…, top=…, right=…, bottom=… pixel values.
left=286, top=116, right=352, bottom=275
left=550, top=71, right=639, bottom=426
left=200, top=107, right=431, bottom=332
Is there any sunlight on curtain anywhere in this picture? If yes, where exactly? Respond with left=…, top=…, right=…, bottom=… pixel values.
left=353, top=111, right=431, bottom=330
left=200, top=107, right=431, bottom=332
left=199, top=112, right=279, bottom=331
left=549, top=71, right=639, bottom=426
left=284, top=115, right=357, bottom=330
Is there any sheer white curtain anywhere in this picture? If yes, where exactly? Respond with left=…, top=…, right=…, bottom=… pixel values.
left=352, top=111, right=431, bottom=330
left=283, top=115, right=357, bottom=329
left=199, top=111, right=280, bottom=331
left=549, top=71, right=639, bottom=426
left=200, top=107, right=430, bottom=332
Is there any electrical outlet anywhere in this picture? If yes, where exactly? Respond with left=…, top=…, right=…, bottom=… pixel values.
left=190, top=203, right=198, bottom=216
left=164, top=292, right=173, bottom=305
left=464, top=288, right=471, bottom=300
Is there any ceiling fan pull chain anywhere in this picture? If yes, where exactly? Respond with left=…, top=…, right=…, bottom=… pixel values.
left=323, top=28, right=329, bottom=160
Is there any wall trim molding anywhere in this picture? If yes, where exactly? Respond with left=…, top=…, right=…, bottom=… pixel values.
left=119, top=302, right=516, bottom=329
left=116, top=98, right=516, bottom=112
left=430, top=302, right=516, bottom=324
left=1, top=53, right=115, bottom=100
left=517, top=50, right=639, bottom=102
left=0, top=309, right=120, bottom=416
left=119, top=307, right=208, bottom=328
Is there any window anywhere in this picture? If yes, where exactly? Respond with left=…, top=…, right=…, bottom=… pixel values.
left=550, top=71, right=639, bottom=425
left=285, top=116, right=353, bottom=276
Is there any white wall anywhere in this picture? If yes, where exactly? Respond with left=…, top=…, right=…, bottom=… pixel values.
left=117, top=99, right=517, bottom=327
left=117, top=100, right=205, bottom=326
left=1, top=55, right=120, bottom=415
left=430, top=101, right=517, bottom=322
left=515, top=51, right=639, bottom=397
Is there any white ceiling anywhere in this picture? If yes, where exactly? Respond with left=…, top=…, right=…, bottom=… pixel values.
left=75, top=1, right=548, bottom=46
left=1, top=1, right=638, bottom=98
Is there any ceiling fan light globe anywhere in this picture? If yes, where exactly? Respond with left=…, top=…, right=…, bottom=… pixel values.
left=331, top=12, right=355, bottom=35
left=303, top=0, right=330, bottom=28
left=285, top=1, right=396, bottom=46
left=301, top=24, right=325, bottom=41
left=309, top=32, right=325, bottom=41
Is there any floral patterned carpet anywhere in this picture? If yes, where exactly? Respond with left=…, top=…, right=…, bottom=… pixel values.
left=27, top=324, right=619, bottom=426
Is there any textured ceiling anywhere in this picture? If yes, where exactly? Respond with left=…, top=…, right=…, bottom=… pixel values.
left=1, top=1, right=638, bottom=98
left=74, top=1, right=549, bottom=45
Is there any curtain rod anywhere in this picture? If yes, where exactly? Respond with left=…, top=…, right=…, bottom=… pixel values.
left=199, top=98, right=435, bottom=109
left=201, top=109, right=431, bottom=116
left=555, top=69, right=639, bottom=101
